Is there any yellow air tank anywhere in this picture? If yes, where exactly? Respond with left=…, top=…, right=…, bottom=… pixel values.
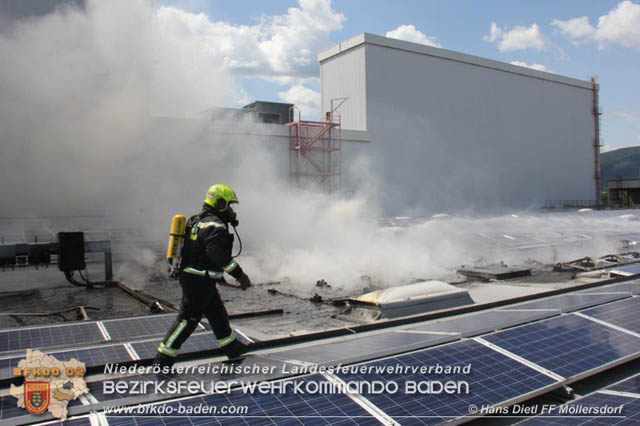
left=166, top=214, right=186, bottom=278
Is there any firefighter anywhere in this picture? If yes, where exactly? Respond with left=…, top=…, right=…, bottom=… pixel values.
left=153, top=184, right=252, bottom=368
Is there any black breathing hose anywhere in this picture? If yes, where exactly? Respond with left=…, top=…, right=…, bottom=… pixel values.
left=232, top=226, right=242, bottom=258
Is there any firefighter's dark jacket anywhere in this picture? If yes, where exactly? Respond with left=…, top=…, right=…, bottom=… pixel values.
left=180, top=205, right=244, bottom=279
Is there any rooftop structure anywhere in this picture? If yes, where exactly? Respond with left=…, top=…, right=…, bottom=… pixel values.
left=200, top=101, right=293, bottom=125
left=243, top=101, right=293, bottom=125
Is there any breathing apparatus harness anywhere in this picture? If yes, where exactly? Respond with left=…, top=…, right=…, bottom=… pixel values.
left=231, top=224, right=242, bottom=258
left=167, top=207, right=242, bottom=279
left=196, top=207, right=243, bottom=259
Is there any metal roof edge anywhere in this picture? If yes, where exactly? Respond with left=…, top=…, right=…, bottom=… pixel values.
left=319, top=32, right=592, bottom=90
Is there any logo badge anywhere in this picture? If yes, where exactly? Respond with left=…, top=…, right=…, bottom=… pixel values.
left=24, top=382, right=50, bottom=415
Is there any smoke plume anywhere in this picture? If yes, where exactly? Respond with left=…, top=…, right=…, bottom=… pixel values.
left=0, top=1, right=637, bottom=292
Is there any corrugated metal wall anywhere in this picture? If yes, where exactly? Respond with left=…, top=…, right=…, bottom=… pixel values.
left=320, top=45, right=367, bottom=130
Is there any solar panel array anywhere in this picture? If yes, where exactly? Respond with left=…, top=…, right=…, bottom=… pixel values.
left=484, top=314, right=640, bottom=380
left=28, top=342, right=562, bottom=425
left=6, top=282, right=640, bottom=424
left=1, top=354, right=296, bottom=423
left=0, top=314, right=206, bottom=355
left=94, top=294, right=640, bottom=424
left=84, top=355, right=294, bottom=410
left=106, top=375, right=382, bottom=426
left=336, top=339, right=559, bottom=424
left=0, top=323, right=103, bottom=352
left=0, top=329, right=232, bottom=387
left=83, top=360, right=640, bottom=426
left=0, top=344, right=132, bottom=382
left=0, top=357, right=297, bottom=424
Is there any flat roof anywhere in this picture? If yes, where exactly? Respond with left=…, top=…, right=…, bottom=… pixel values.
left=153, top=117, right=371, bottom=144
left=319, top=33, right=593, bottom=90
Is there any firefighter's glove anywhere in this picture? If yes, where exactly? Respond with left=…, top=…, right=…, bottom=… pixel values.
left=236, top=272, right=251, bottom=291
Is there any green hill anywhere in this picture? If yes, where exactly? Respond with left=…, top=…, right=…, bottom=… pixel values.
left=601, top=146, right=640, bottom=190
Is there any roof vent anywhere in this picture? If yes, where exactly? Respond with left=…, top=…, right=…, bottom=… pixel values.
left=345, top=281, right=474, bottom=321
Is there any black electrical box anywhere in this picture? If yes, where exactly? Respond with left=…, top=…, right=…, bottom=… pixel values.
left=57, top=232, right=85, bottom=271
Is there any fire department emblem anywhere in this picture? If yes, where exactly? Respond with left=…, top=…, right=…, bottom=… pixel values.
left=24, top=382, right=50, bottom=415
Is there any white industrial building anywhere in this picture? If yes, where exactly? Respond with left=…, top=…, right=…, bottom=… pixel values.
left=319, top=33, right=600, bottom=214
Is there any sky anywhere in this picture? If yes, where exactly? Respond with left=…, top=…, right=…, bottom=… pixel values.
left=150, top=0, right=640, bottom=152
left=0, top=0, right=637, bottom=151
left=154, top=0, right=640, bottom=151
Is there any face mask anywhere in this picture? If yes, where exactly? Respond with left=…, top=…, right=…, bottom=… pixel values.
left=224, top=206, right=239, bottom=227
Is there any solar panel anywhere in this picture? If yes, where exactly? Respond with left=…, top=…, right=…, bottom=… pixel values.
left=607, top=373, right=640, bottom=395
left=335, top=339, right=559, bottom=424
left=483, top=314, right=640, bottom=380
left=53, top=344, right=132, bottom=366
left=519, top=392, right=639, bottom=425
left=580, top=297, right=640, bottom=334
left=102, top=315, right=183, bottom=341
left=404, top=309, right=560, bottom=337
left=0, top=313, right=208, bottom=350
left=129, top=332, right=218, bottom=360
left=497, top=293, right=629, bottom=313
left=268, top=331, right=458, bottom=366
left=0, top=344, right=132, bottom=381
left=577, top=282, right=640, bottom=295
left=0, top=323, right=105, bottom=353
left=2, top=329, right=229, bottom=383
left=104, top=374, right=382, bottom=426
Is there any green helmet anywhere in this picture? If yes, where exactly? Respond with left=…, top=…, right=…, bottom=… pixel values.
left=203, top=184, right=239, bottom=211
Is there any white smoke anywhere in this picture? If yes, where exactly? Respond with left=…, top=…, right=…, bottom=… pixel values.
left=0, top=1, right=637, bottom=293
left=242, top=207, right=638, bottom=289
left=0, top=0, right=239, bottom=218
